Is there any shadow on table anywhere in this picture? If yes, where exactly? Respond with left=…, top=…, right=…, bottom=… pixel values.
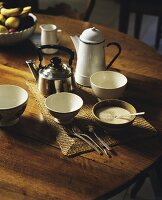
left=1, top=115, right=59, bottom=149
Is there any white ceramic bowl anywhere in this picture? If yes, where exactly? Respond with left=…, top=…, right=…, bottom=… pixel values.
left=92, top=99, right=136, bottom=129
left=45, top=92, right=83, bottom=124
left=0, top=13, right=37, bottom=45
left=90, top=71, right=127, bottom=100
left=0, top=85, right=28, bottom=127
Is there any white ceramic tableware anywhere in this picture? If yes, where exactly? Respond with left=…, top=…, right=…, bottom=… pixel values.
left=92, top=99, right=136, bottom=129
left=0, top=85, right=28, bottom=127
left=45, top=92, right=83, bottom=124
left=70, top=27, right=121, bottom=86
left=40, top=24, right=62, bottom=54
left=90, top=71, right=127, bottom=100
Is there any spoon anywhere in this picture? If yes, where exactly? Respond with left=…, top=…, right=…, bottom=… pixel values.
left=88, top=125, right=112, bottom=158
left=106, top=112, right=145, bottom=120
left=114, top=112, right=145, bottom=119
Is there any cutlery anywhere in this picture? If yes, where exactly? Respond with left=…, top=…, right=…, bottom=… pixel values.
left=63, top=126, right=103, bottom=155
left=88, top=125, right=113, bottom=157
left=108, top=112, right=145, bottom=120
left=72, top=126, right=106, bottom=155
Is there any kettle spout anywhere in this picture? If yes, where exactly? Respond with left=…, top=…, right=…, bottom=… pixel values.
left=26, top=60, right=39, bottom=81
left=70, top=35, right=79, bottom=54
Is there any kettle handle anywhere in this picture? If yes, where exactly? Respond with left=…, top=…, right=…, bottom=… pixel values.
left=106, top=42, right=122, bottom=70
left=37, top=44, right=74, bottom=67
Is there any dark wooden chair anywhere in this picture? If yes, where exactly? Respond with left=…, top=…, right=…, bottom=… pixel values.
left=130, top=161, right=162, bottom=199
left=119, top=0, right=162, bottom=49
left=119, top=1, right=162, bottom=195
left=29, top=0, right=96, bottom=22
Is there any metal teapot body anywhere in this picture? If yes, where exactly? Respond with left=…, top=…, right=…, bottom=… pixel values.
left=26, top=45, right=75, bottom=97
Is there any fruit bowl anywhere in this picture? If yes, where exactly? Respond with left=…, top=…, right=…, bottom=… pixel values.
left=0, top=13, right=37, bottom=45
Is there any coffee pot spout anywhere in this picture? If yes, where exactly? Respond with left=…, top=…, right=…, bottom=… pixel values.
left=26, top=60, right=39, bottom=81
left=70, top=35, right=79, bottom=54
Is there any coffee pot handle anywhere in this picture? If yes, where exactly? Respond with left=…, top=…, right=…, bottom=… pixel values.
left=106, top=42, right=122, bottom=70
left=37, top=44, right=74, bottom=67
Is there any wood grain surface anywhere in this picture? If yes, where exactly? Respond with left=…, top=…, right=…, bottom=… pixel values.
left=0, top=14, right=162, bottom=200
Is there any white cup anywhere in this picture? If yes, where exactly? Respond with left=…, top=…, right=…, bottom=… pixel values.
left=40, top=24, right=62, bottom=54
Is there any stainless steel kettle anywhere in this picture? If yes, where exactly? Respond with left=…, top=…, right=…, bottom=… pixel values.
left=26, top=44, right=76, bottom=97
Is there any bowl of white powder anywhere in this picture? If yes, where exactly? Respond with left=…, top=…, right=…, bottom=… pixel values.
left=92, top=99, right=136, bottom=129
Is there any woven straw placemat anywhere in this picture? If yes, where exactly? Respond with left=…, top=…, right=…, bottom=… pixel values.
left=26, top=80, right=158, bottom=157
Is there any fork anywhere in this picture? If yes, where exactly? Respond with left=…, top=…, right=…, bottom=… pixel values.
left=88, top=125, right=113, bottom=157
left=72, top=126, right=106, bottom=155
left=63, top=126, right=103, bottom=155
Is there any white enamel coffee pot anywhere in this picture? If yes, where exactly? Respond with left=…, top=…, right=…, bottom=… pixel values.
left=70, top=27, right=121, bottom=86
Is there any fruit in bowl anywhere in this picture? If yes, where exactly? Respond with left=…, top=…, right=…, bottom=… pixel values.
left=0, top=3, right=37, bottom=45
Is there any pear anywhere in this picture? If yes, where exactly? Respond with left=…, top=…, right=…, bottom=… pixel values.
left=5, top=17, right=20, bottom=29
left=0, top=2, right=4, bottom=9
left=0, top=24, right=8, bottom=33
left=20, top=6, right=32, bottom=17
left=0, top=14, right=6, bottom=25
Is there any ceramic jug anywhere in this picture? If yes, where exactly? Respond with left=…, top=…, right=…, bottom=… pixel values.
left=40, top=24, right=62, bottom=54
left=70, top=27, right=121, bottom=86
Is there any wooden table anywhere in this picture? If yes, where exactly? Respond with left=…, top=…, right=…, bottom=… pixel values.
left=0, top=14, right=162, bottom=200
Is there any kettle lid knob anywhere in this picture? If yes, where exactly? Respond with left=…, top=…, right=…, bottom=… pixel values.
left=50, top=57, right=62, bottom=68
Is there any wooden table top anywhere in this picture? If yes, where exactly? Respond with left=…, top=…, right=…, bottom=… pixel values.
left=0, top=14, right=162, bottom=200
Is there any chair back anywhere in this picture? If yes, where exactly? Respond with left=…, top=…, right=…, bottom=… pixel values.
left=29, top=0, right=96, bottom=21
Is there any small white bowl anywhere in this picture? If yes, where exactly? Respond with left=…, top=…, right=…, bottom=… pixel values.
left=0, top=85, right=28, bottom=127
left=45, top=92, right=83, bottom=124
left=0, top=13, right=37, bottom=46
left=90, top=71, right=127, bottom=100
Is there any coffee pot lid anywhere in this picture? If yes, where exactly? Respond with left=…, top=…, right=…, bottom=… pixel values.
left=40, top=57, right=71, bottom=80
left=80, top=27, right=104, bottom=44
